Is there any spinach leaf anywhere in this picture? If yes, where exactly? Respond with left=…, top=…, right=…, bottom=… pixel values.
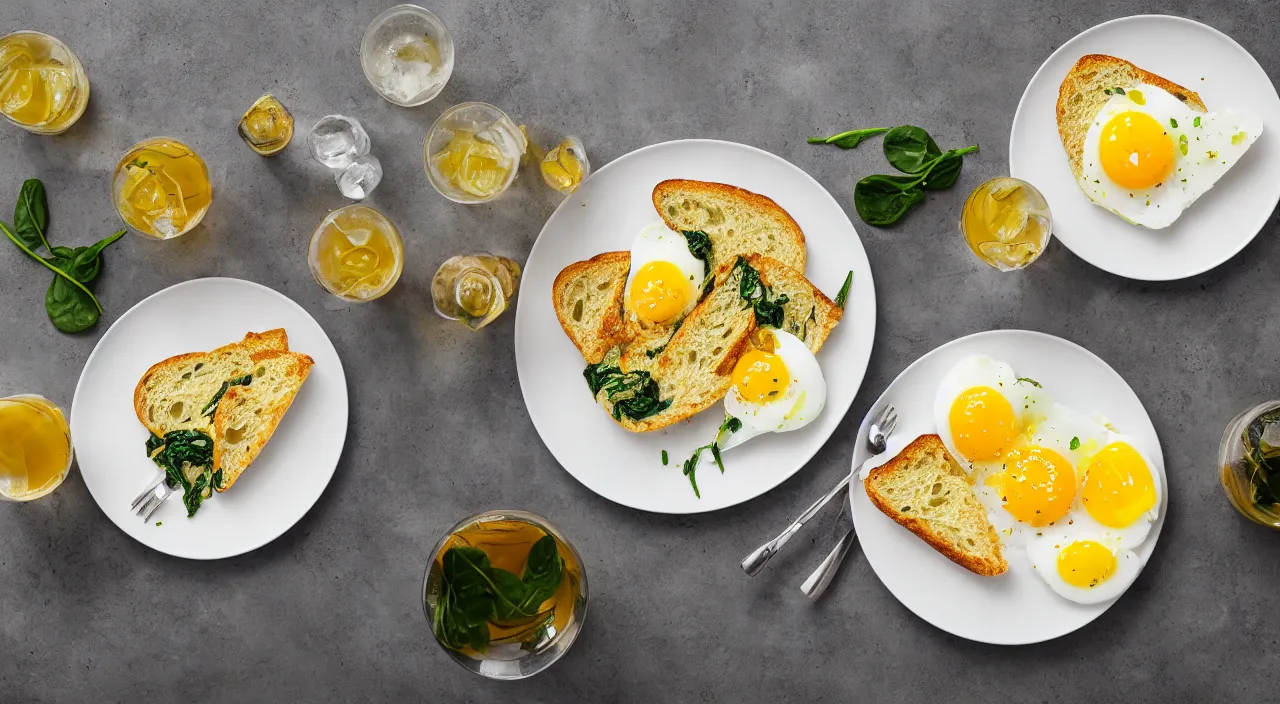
left=834, top=271, right=853, bottom=309
left=883, top=125, right=941, bottom=174
left=584, top=355, right=671, bottom=422
left=145, top=429, right=215, bottom=517
left=201, top=373, right=253, bottom=418
left=681, top=230, right=713, bottom=277
left=433, top=533, right=565, bottom=653
left=682, top=415, right=742, bottom=498
left=733, top=257, right=789, bottom=328
left=919, top=147, right=977, bottom=190
left=45, top=276, right=101, bottom=333
left=14, top=179, right=50, bottom=251
left=853, top=174, right=927, bottom=226
left=807, top=127, right=888, bottom=149
left=1243, top=408, right=1280, bottom=506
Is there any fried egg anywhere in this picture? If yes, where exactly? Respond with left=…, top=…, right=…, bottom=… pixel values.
left=932, top=356, right=1027, bottom=470
left=1027, top=533, right=1142, bottom=604
left=624, top=222, right=706, bottom=325
left=1077, top=83, right=1262, bottom=228
left=719, top=329, right=827, bottom=450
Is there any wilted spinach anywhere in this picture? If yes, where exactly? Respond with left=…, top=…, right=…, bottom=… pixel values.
left=201, top=374, right=253, bottom=418
left=680, top=415, right=742, bottom=498
left=0, top=178, right=126, bottom=332
left=1242, top=408, right=1280, bottom=506
left=433, top=534, right=565, bottom=653
left=584, top=350, right=672, bottom=422
left=146, top=429, right=215, bottom=517
left=733, top=257, right=789, bottom=328
left=681, top=229, right=713, bottom=277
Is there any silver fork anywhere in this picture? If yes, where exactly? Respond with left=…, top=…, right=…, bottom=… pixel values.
left=130, top=474, right=177, bottom=522
left=800, top=406, right=899, bottom=600
left=741, top=405, right=898, bottom=576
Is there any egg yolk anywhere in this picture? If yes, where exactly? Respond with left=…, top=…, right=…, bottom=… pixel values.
left=990, top=446, right=1076, bottom=526
left=628, top=261, right=692, bottom=324
left=1080, top=442, right=1157, bottom=528
left=1098, top=111, right=1176, bottom=190
left=948, top=387, right=1017, bottom=461
left=1056, top=540, right=1116, bottom=588
left=732, top=348, right=790, bottom=404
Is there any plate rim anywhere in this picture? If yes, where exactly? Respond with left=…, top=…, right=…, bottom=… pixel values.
left=514, top=138, right=877, bottom=514
left=1008, top=13, right=1280, bottom=281
left=69, top=276, right=349, bottom=560
left=847, top=328, right=1167, bottom=645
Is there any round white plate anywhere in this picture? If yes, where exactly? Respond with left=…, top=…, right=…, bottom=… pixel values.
left=515, top=139, right=876, bottom=513
left=71, top=278, right=348, bottom=560
left=1010, top=15, right=1280, bottom=280
left=848, top=330, right=1167, bottom=645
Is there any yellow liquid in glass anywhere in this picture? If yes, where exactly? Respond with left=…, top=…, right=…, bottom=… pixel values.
left=0, top=396, right=72, bottom=501
left=540, top=137, right=589, bottom=194
left=435, top=518, right=584, bottom=656
left=238, top=94, right=293, bottom=156
left=431, top=129, right=516, bottom=199
left=960, top=177, right=1052, bottom=271
left=308, top=205, right=404, bottom=302
left=0, top=32, right=89, bottom=134
left=113, top=139, right=212, bottom=239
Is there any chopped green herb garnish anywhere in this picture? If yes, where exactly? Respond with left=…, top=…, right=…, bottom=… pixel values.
left=1178, top=134, right=1189, bottom=156
left=1169, top=118, right=1178, bottom=128
left=1016, top=377, right=1041, bottom=388
left=1070, top=437, right=1080, bottom=451
left=661, top=450, right=668, bottom=465
left=1193, top=116, right=1201, bottom=128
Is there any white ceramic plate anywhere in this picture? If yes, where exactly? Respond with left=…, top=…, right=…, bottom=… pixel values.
left=1010, top=15, right=1280, bottom=280
left=848, top=330, right=1167, bottom=645
left=515, top=139, right=876, bottom=513
left=71, top=278, right=348, bottom=560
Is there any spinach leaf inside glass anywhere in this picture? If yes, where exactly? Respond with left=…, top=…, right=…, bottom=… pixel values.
left=433, top=534, right=565, bottom=654
left=1242, top=409, right=1280, bottom=506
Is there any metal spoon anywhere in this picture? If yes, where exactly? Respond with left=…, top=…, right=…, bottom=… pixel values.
left=800, top=408, right=899, bottom=599
left=740, top=405, right=897, bottom=576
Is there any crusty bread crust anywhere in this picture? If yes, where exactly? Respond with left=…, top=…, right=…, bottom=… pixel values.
left=551, top=251, right=630, bottom=364
left=132, top=329, right=290, bottom=437
left=652, top=179, right=806, bottom=272
left=865, top=435, right=1008, bottom=577
left=212, top=350, right=314, bottom=492
left=1056, top=54, right=1207, bottom=179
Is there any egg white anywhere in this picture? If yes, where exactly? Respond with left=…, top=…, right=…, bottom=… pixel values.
left=720, top=329, right=827, bottom=450
left=933, top=356, right=1026, bottom=470
left=623, top=222, right=706, bottom=323
left=1077, top=83, right=1262, bottom=229
left=1027, top=533, right=1143, bottom=605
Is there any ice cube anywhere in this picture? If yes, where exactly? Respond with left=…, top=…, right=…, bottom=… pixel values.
left=308, top=115, right=370, bottom=170
left=335, top=155, right=382, bottom=200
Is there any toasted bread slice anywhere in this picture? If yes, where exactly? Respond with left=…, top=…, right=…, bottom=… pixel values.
left=552, top=251, right=630, bottom=364
left=864, top=435, right=1007, bottom=576
left=610, top=255, right=841, bottom=432
left=134, top=329, right=290, bottom=436
left=1057, top=54, right=1206, bottom=179
left=211, top=350, right=314, bottom=492
left=653, top=180, right=806, bottom=273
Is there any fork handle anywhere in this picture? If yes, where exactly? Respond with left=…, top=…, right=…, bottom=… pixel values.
left=741, top=474, right=851, bottom=576
left=801, top=527, right=857, bottom=599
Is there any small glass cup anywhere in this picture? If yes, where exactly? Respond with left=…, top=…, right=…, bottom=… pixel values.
left=112, top=137, right=212, bottom=240
left=423, top=510, right=588, bottom=680
left=0, top=394, right=73, bottom=502
left=0, top=31, right=90, bottom=135
left=307, top=204, right=404, bottom=302
left=360, top=4, right=454, bottom=107
left=431, top=254, right=521, bottom=329
left=1219, top=400, right=1280, bottom=528
left=959, top=177, right=1052, bottom=271
left=424, top=102, right=526, bottom=204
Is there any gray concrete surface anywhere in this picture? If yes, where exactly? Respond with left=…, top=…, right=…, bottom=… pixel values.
left=1, top=0, right=1277, bottom=701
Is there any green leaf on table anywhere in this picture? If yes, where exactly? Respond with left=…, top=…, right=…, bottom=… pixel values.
left=14, top=178, right=50, bottom=251
left=854, top=174, right=927, bottom=226
left=883, top=126, right=942, bottom=174
left=807, top=127, right=889, bottom=150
